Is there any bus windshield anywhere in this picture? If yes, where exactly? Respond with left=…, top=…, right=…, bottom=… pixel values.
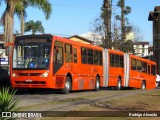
left=13, top=38, right=51, bottom=69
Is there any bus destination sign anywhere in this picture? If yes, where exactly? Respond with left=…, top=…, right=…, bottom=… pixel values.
left=16, top=38, right=49, bottom=44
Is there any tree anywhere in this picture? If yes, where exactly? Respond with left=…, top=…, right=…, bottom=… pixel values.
left=116, top=0, right=131, bottom=41
left=91, top=0, right=143, bottom=53
left=14, top=0, right=52, bottom=35
left=25, top=20, right=44, bottom=34
left=0, top=0, right=52, bottom=56
left=0, top=0, right=16, bottom=56
left=101, top=0, right=112, bottom=48
left=14, top=0, right=28, bottom=35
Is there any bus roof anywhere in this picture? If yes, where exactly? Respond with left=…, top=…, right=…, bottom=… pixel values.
left=130, top=54, right=156, bottom=65
left=53, top=35, right=103, bottom=51
left=15, top=34, right=103, bottom=50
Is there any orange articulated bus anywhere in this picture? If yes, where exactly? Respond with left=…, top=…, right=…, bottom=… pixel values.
left=127, top=54, right=156, bottom=89
left=10, top=34, right=156, bottom=93
left=103, top=50, right=156, bottom=90
left=10, top=34, right=103, bottom=93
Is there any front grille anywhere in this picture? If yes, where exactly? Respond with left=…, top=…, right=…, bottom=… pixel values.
left=18, top=73, right=41, bottom=76
left=15, top=81, right=46, bottom=85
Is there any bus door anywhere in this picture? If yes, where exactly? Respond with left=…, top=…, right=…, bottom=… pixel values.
left=53, top=41, right=63, bottom=74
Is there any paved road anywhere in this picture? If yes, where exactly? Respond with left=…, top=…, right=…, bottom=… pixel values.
left=14, top=88, right=155, bottom=111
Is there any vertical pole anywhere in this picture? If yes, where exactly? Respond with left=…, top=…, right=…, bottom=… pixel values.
left=121, top=0, right=125, bottom=41
left=103, top=0, right=112, bottom=48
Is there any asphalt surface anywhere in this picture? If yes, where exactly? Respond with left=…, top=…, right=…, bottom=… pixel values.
left=14, top=88, right=156, bottom=111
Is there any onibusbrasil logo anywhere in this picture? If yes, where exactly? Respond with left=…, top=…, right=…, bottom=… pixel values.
left=1, top=112, right=42, bottom=118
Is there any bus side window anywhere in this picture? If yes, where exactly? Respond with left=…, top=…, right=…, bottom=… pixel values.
left=98, top=51, right=102, bottom=65
left=65, top=44, right=72, bottom=63
left=88, top=49, right=93, bottom=64
left=137, top=60, right=142, bottom=71
left=110, top=53, right=114, bottom=67
left=151, top=65, right=156, bottom=75
left=54, top=47, right=63, bottom=63
left=148, top=65, right=151, bottom=74
left=131, top=58, right=136, bottom=70
left=142, top=62, right=147, bottom=73
left=81, top=48, right=87, bottom=64
left=54, top=41, right=63, bottom=64
left=120, top=55, right=124, bottom=68
left=115, top=55, right=119, bottom=67
left=94, top=50, right=98, bottom=65
left=74, top=48, right=77, bottom=63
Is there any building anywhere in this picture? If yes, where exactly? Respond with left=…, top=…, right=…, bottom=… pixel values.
left=0, top=34, right=8, bottom=67
left=70, top=33, right=151, bottom=58
left=79, top=32, right=103, bottom=45
left=69, top=32, right=103, bottom=45
left=148, top=6, right=160, bottom=74
left=69, top=35, right=92, bottom=44
left=133, top=42, right=149, bottom=57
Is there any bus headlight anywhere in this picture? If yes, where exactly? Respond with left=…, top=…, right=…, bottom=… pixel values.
left=40, top=71, right=49, bottom=77
left=12, top=73, right=16, bottom=77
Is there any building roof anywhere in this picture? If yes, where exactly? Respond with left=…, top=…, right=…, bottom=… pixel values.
left=69, top=35, right=92, bottom=44
left=133, top=42, right=149, bottom=45
left=79, top=32, right=103, bottom=45
left=69, top=32, right=103, bottom=45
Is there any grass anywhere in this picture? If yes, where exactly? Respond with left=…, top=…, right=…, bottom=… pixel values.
left=39, top=90, right=160, bottom=120
left=87, top=90, right=160, bottom=111
left=59, top=97, right=87, bottom=102
left=15, top=89, right=160, bottom=120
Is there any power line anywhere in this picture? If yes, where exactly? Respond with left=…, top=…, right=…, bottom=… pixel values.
left=52, top=4, right=96, bottom=9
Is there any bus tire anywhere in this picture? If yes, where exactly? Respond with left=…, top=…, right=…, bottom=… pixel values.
left=61, top=76, right=72, bottom=94
left=115, top=79, right=122, bottom=90
left=94, top=77, right=100, bottom=91
left=141, top=81, right=146, bottom=90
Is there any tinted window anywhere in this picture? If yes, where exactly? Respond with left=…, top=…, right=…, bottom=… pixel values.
left=65, top=44, right=72, bottom=63
left=88, top=49, right=93, bottom=64
left=81, top=48, right=87, bottom=64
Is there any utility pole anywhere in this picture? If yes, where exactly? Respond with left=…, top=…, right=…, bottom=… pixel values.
left=103, top=0, right=112, bottom=48
left=121, top=0, right=125, bottom=41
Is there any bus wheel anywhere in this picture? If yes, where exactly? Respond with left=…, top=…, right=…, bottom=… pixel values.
left=61, top=76, right=72, bottom=94
left=94, top=77, right=100, bottom=91
left=141, top=81, right=146, bottom=90
left=115, top=79, right=122, bottom=90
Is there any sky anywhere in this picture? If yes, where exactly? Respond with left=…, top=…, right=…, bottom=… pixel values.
left=0, top=0, right=160, bottom=44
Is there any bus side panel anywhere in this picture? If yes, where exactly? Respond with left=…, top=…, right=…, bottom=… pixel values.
left=107, top=50, right=125, bottom=87
left=108, top=68, right=124, bottom=87
left=129, top=70, right=140, bottom=88
left=146, top=75, right=156, bottom=89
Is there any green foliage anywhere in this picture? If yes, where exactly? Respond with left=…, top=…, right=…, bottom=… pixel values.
left=112, top=40, right=134, bottom=53
left=27, top=0, right=52, bottom=20
left=116, top=0, right=131, bottom=17
left=0, top=87, right=20, bottom=119
left=14, top=0, right=52, bottom=20
left=25, top=20, right=45, bottom=34
left=14, top=0, right=28, bottom=20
